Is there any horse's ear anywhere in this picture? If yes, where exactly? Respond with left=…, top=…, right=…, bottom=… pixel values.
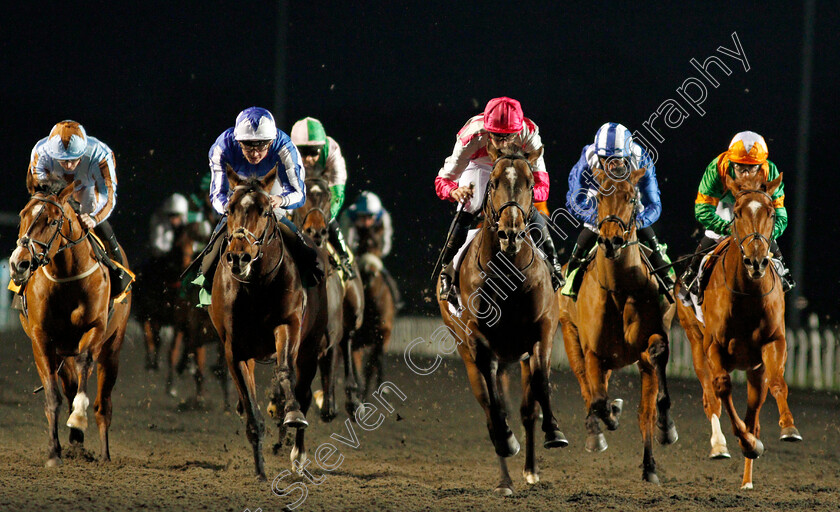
left=58, top=181, right=75, bottom=203
left=261, top=165, right=278, bottom=192
left=724, top=172, right=740, bottom=196
left=526, top=146, right=544, bottom=166
left=226, top=164, right=242, bottom=188
left=629, top=167, right=646, bottom=186
left=486, top=143, right=501, bottom=162
left=763, top=172, right=783, bottom=197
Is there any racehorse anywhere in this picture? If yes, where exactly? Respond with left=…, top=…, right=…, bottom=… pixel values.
left=209, top=166, right=329, bottom=479
left=557, top=166, right=678, bottom=484
left=438, top=145, right=567, bottom=495
left=675, top=171, right=800, bottom=489
left=8, top=178, right=132, bottom=467
left=292, top=177, right=364, bottom=421
left=351, top=219, right=395, bottom=399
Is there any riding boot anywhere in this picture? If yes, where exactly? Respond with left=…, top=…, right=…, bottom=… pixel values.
left=380, top=266, right=404, bottom=311
left=279, top=216, right=325, bottom=287
left=771, top=251, right=796, bottom=293
left=638, top=229, right=674, bottom=293
left=438, top=212, right=474, bottom=301
left=679, top=236, right=718, bottom=299
left=530, top=213, right=565, bottom=291
left=561, top=229, right=598, bottom=299
left=328, top=218, right=357, bottom=280
left=93, top=221, right=132, bottom=298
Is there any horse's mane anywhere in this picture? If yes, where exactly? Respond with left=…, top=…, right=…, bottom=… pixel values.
left=305, top=177, right=330, bottom=194
left=32, top=176, right=68, bottom=197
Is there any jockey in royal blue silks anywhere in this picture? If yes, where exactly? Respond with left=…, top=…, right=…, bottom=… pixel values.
left=193, top=107, right=325, bottom=304
left=561, top=122, right=674, bottom=298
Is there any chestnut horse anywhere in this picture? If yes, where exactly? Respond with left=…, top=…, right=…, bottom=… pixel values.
left=438, top=146, right=567, bottom=495
left=675, top=172, right=800, bottom=489
left=558, top=166, right=678, bottom=484
left=8, top=179, right=131, bottom=466
left=209, top=166, right=329, bottom=480
left=352, top=220, right=395, bottom=399
left=292, top=177, right=364, bottom=421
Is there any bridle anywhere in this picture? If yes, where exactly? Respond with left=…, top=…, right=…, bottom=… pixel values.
left=723, top=188, right=778, bottom=297
left=596, top=180, right=639, bottom=247
left=16, top=194, right=88, bottom=273
left=223, top=186, right=284, bottom=281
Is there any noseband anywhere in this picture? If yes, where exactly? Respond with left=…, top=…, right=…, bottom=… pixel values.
left=224, top=187, right=283, bottom=277
left=597, top=194, right=638, bottom=245
left=16, top=195, right=87, bottom=272
left=731, top=188, right=775, bottom=259
left=483, top=154, right=535, bottom=231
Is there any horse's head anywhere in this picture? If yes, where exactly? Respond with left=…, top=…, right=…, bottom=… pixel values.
left=9, top=178, right=77, bottom=284
left=725, top=172, right=782, bottom=280
left=300, top=178, right=331, bottom=248
left=356, top=222, right=385, bottom=257
left=224, top=164, right=278, bottom=279
left=484, top=145, right=541, bottom=256
left=593, top=166, right=646, bottom=259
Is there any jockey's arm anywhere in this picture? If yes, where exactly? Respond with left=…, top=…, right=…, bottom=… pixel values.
left=694, top=158, right=730, bottom=236
left=565, top=146, right=598, bottom=225
left=271, top=140, right=306, bottom=210
left=208, top=137, right=230, bottom=215
left=90, top=149, right=118, bottom=226
left=326, top=137, right=347, bottom=219
left=381, top=210, right=393, bottom=257
left=767, top=161, right=788, bottom=239
left=634, top=157, right=662, bottom=228
left=435, top=124, right=483, bottom=202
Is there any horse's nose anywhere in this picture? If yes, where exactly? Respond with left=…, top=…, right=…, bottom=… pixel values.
left=759, top=257, right=770, bottom=272
left=225, top=252, right=252, bottom=271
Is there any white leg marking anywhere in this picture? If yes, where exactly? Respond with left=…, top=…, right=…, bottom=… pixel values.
left=67, top=392, right=90, bottom=430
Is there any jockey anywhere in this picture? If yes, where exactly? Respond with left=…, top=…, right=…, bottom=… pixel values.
left=198, top=107, right=324, bottom=297
left=290, top=117, right=356, bottom=279
left=563, top=122, right=674, bottom=298
left=680, top=131, right=794, bottom=295
left=434, top=97, right=564, bottom=301
left=149, top=193, right=189, bottom=258
left=341, top=191, right=402, bottom=309
left=26, top=120, right=132, bottom=295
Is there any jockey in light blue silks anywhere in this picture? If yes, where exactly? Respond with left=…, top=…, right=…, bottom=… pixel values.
left=562, top=122, right=674, bottom=299
left=194, top=107, right=325, bottom=304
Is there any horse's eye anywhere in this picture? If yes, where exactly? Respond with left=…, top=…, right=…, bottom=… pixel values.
left=50, top=220, right=59, bottom=226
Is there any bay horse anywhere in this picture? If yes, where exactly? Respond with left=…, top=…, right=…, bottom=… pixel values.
left=557, top=166, right=678, bottom=484
left=8, top=178, right=131, bottom=466
left=292, top=177, right=364, bottom=421
left=352, top=219, right=395, bottom=399
left=209, top=166, right=329, bottom=479
left=438, top=145, right=567, bottom=496
left=675, top=172, right=799, bottom=489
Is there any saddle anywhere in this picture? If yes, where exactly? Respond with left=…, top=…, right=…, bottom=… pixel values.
left=325, top=242, right=354, bottom=285
left=696, top=237, right=732, bottom=302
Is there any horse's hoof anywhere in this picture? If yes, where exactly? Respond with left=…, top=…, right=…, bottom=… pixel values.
left=266, top=401, right=279, bottom=420
left=656, top=422, right=679, bottom=445
left=283, top=410, right=308, bottom=429
left=585, top=433, right=608, bottom=453
left=740, top=482, right=754, bottom=490
left=495, top=432, right=520, bottom=458
left=313, top=390, right=325, bottom=410
left=256, top=472, right=267, bottom=482
left=742, top=438, right=765, bottom=459
left=780, top=426, right=802, bottom=442
left=543, top=430, right=569, bottom=449
left=45, top=457, right=62, bottom=468
left=523, top=470, right=540, bottom=485
left=709, top=445, right=731, bottom=459
left=320, top=409, right=337, bottom=423
left=610, top=398, right=624, bottom=418
left=493, top=482, right=514, bottom=496
left=66, top=413, right=87, bottom=431
left=643, top=471, right=661, bottom=485
left=69, top=427, right=85, bottom=446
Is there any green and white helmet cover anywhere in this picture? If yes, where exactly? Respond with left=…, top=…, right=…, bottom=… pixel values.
left=291, top=117, right=327, bottom=147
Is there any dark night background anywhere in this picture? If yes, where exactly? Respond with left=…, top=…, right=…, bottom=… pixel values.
left=1, top=1, right=838, bottom=325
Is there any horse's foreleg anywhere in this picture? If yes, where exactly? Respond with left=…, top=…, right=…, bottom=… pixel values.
left=32, top=336, right=63, bottom=467
left=585, top=349, right=620, bottom=431
left=763, top=338, right=801, bottom=441
left=708, top=342, right=763, bottom=460
left=143, top=320, right=160, bottom=371
left=228, top=355, right=266, bottom=480
left=93, top=346, right=120, bottom=462
left=638, top=363, right=660, bottom=484
left=690, top=330, right=729, bottom=458
left=68, top=342, right=97, bottom=432
left=647, top=334, right=678, bottom=446
left=495, top=455, right=515, bottom=496
left=341, top=335, right=361, bottom=418
left=519, top=362, right=539, bottom=486
left=213, top=340, right=230, bottom=410
left=376, top=327, right=391, bottom=391
left=531, top=336, right=567, bottom=450
left=273, top=323, right=306, bottom=428
left=58, top=357, right=83, bottom=446
left=317, top=341, right=337, bottom=423
left=194, top=344, right=206, bottom=403
left=563, top=323, right=605, bottom=452
left=741, top=366, right=768, bottom=489
left=463, top=345, right=518, bottom=459
left=290, top=341, right=318, bottom=470
left=166, top=329, right=184, bottom=398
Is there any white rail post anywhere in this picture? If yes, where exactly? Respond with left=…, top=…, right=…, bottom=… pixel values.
left=796, top=328, right=809, bottom=388
left=786, top=328, right=796, bottom=379
left=823, top=329, right=835, bottom=390
left=0, top=258, right=9, bottom=331
left=808, top=314, right=823, bottom=389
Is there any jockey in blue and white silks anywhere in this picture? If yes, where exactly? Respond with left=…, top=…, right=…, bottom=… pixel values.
left=562, top=122, right=674, bottom=298
left=25, top=120, right=132, bottom=296
left=195, top=107, right=323, bottom=301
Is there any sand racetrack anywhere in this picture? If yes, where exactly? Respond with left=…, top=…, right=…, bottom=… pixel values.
left=1, top=319, right=839, bottom=512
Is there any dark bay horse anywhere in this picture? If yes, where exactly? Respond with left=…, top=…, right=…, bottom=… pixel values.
left=438, top=145, right=567, bottom=495
left=209, top=166, right=329, bottom=479
left=8, top=179, right=132, bottom=466
left=558, top=166, right=677, bottom=484
left=675, top=172, right=799, bottom=489
left=292, top=177, right=364, bottom=421
left=352, top=220, right=395, bottom=399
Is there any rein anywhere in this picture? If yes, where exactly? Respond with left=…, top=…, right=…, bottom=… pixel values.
left=721, top=188, right=778, bottom=298
left=17, top=195, right=91, bottom=276
left=223, top=189, right=286, bottom=283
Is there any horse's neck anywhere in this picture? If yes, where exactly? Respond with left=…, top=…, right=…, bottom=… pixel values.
left=50, top=225, right=97, bottom=277
left=593, top=238, right=646, bottom=290
left=476, top=226, right=534, bottom=279
left=723, top=245, right=775, bottom=296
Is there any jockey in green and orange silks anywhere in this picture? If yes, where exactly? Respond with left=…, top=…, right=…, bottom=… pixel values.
left=290, top=117, right=356, bottom=280
left=680, top=131, right=794, bottom=297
